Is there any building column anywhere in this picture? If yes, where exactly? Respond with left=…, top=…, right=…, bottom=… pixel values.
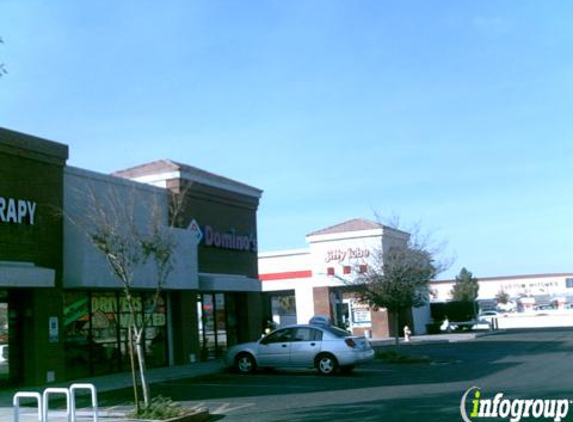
left=170, top=290, right=199, bottom=365
left=313, top=287, right=332, bottom=320
left=371, top=308, right=390, bottom=338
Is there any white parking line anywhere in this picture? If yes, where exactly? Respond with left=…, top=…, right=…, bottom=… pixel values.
left=210, top=402, right=256, bottom=414
left=165, top=381, right=315, bottom=390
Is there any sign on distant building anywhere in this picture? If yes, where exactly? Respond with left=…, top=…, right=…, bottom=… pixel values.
left=188, top=219, right=203, bottom=245
left=325, top=248, right=370, bottom=263
left=204, top=225, right=257, bottom=252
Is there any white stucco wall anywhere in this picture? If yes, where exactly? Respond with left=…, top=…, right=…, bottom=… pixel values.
left=431, top=274, right=573, bottom=302
left=258, top=249, right=311, bottom=277
left=307, top=229, right=382, bottom=283
left=64, top=167, right=198, bottom=290
left=260, top=225, right=413, bottom=327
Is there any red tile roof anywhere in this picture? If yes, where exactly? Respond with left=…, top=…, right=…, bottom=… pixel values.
left=306, top=218, right=383, bottom=237
left=113, top=159, right=262, bottom=194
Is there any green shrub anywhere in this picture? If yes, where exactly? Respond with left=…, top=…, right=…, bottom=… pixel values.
left=128, top=395, right=186, bottom=420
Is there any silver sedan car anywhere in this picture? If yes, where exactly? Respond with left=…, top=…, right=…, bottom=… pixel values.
left=225, top=324, right=375, bottom=375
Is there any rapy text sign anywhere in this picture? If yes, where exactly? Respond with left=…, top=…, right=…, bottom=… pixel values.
left=0, top=196, right=37, bottom=225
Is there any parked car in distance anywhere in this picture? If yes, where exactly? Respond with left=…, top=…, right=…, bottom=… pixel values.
left=471, top=310, right=503, bottom=330
left=225, top=324, right=374, bottom=375
left=534, top=304, right=555, bottom=311
left=478, top=310, right=500, bottom=321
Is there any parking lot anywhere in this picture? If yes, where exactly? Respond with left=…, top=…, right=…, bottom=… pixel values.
left=90, top=327, right=573, bottom=422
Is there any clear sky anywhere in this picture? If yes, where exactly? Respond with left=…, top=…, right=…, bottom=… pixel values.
left=1, top=1, right=572, bottom=280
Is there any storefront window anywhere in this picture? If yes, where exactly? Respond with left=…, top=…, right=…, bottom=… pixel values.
left=225, top=295, right=238, bottom=348
left=271, top=294, right=297, bottom=327
left=63, top=292, right=91, bottom=379
left=343, top=298, right=371, bottom=327
left=200, top=294, right=216, bottom=359
left=352, top=303, right=371, bottom=325
left=144, top=293, right=167, bottom=368
left=92, top=293, right=121, bottom=375
left=64, top=291, right=168, bottom=378
left=215, top=293, right=226, bottom=351
left=197, top=295, right=204, bottom=357
left=0, top=300, right=8, bottom=384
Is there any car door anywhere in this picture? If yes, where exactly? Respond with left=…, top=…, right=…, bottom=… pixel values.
left=257, top=328, right=294, bottom=367
left=289, top=327, right=322, bottom=367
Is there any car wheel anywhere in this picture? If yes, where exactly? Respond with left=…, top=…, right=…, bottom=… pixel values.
left=315, top=353, right=338, bottom=375
left=236, top=353, right=256, bottom=374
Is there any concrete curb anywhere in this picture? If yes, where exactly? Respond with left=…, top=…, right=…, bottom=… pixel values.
left=369, top=330, right=505, bottom=347
left=120, top=407, right=210, bottom=422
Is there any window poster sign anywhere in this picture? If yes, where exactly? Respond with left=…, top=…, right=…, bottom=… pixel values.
left=49, top=316, right=59, bottom=343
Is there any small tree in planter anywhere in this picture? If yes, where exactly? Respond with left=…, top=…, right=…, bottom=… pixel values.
left=351, top=219, right=449, bottom=344
left=68, top=182, right=184, bottom=414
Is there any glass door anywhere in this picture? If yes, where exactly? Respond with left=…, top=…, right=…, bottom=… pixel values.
left=198, top=293, right=229, bottom=359
left=215, top=293, right=227, bottom=352
left=200, top=294, right=216, bottom=359
left=0, top=290, right=25, bottom=387
left=0, top=300, right=8, bottom=385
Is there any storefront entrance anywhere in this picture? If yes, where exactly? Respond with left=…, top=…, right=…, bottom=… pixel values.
left=0, top=298, right=8, bottom=385
left=197, top=293, right=239, bottom=360
left=0, top=290, right=27, bottom=387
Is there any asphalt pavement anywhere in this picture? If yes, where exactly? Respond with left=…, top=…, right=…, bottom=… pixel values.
left=1, top=329, right=548, bottom=422
left=1, top=359, right=225, bottom=421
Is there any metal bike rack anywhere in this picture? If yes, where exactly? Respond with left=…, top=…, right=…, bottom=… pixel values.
left=69, top=383, right=98, bottom=422
left=13, top=383, right=98, bottom=422
left=13, top=391, right=42, bottom=422
left=43, top=387, right=71, bottom=422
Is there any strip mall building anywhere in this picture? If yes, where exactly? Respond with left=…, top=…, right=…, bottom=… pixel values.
left=259, top=219, right=431, bottom=338
left=431, top=273, right=573, bottom=310
left=0, top=127, right=262, bottom=387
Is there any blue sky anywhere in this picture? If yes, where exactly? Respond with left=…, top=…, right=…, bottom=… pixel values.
left=1, top=1, right=572, bottom=279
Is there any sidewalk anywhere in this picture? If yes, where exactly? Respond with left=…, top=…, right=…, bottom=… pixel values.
left=1, top=360, right=225, bottom=421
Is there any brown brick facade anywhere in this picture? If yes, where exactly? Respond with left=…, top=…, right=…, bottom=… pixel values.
left=313, top=287, right=332, bottom=317
left=169, top=178, right=260, bottom=279
left=0, top=128, right=68, bottom=386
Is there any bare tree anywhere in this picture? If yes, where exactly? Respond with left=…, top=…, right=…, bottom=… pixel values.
left=68, top=182, right=182, bottom=413
left=353, top=218, right=450, bottom=344
left=0, top=37, right=7, bottom=77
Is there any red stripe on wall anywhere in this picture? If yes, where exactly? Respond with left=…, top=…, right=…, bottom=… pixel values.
left=260, top=270, right=312, bottom=281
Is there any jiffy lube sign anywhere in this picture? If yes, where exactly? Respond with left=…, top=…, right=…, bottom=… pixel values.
left=325, top=248, right=370, bottom=263
left=0, top=196, right=37, bottom=225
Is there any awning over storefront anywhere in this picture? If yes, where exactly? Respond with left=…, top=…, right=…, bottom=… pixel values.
left=199, top=273, right=261, bottom=292
left=0, top=261, right=55, bottom=287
